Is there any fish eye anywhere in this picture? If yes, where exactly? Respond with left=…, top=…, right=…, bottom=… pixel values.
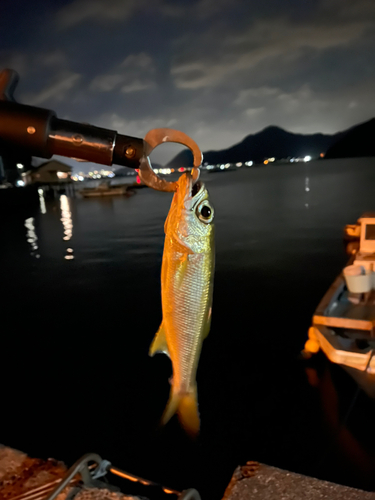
left=201, top=205, right=211, bottom=218
left=196, top=201, right=214, bottom=223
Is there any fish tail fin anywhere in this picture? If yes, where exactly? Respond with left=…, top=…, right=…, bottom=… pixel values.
left=162, top=386, right=200, bottom=437
left=179, top=388, right=200, bottom=437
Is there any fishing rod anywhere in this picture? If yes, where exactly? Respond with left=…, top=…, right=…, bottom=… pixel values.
left=0, top=68, right=144, bottom=169
left=0, top=68, right=203, bottom=191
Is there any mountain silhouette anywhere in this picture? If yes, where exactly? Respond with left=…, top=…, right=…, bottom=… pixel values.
left=324, top=118, right=375, bottom=159
left=166, top=125, right=348, bottom=168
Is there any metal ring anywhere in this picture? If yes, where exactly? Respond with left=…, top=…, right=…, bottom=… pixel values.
left=139, top=128, right=202, bottom=192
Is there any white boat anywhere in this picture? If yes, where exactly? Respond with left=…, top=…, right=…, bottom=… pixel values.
left=79, top=180, right=135, bottom=198
left=303, top=213, right=375, bottom=397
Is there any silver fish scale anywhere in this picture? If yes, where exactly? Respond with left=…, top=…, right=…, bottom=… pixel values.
left=165, top=250, right=212, bottom=391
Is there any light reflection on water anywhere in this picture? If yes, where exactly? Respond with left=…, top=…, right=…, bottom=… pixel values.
left=38, top=188, right=46, bottom=214
left=24, top=217, right=40, bottom=258
left=60, top=194, right=74, bottom=260
left=305, top=176, right=310, bottom=208
left=23, top=194, right=75, bottom=260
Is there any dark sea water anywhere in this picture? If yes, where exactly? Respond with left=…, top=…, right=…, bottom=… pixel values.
left=3, top=158, right=375, bottom=499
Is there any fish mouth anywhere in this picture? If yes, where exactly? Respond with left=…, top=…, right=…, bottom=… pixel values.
left=191, top=180, right=201, bottom=198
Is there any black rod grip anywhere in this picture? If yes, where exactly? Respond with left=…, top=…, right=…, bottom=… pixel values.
left=0, top=100, right=145, bottom=168
left=0, top=101, right=55, bottom=157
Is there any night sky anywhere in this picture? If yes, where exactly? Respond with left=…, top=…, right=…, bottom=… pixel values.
left=1, top=0, right=375, bottom=169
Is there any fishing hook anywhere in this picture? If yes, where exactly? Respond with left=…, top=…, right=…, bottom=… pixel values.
left=139, top=128, right=202, bottom=192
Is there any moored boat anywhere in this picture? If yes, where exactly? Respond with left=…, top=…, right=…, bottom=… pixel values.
left=79, top=180, right=135, bottom=198
left=303, top=213, right=375, bottom=397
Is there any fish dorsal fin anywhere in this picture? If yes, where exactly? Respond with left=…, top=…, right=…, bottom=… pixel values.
left=149, top=322, right=170, bottom=357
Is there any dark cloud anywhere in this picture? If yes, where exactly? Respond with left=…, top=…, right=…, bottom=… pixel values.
left=1, top=0, right=375, bottom=170
left=90, top=53, right=156, bottom=93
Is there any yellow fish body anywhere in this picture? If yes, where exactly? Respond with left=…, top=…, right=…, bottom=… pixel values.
left=150, top=172, right=215, bottom=435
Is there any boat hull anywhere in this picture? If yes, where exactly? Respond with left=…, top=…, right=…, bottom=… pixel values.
left=79, top=186, right=133, bottom=197
left=304, top=255, right=375, bottom=394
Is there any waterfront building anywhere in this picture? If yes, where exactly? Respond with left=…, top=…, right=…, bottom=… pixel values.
left=22, top=160, right=72, bottom=185
left=22, top=160, right=74, bottom=197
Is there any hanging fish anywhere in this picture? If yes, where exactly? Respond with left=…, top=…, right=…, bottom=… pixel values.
left=149, top=171, right=215, bottom=436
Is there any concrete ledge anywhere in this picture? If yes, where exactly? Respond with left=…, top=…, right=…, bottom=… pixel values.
left=72, top=487, right=141, bottom=500
left=0, top=445, right=27, bottom=480
left=0, top=446, right=140, bottom=500
left=222, top=462, right=375, bottom=500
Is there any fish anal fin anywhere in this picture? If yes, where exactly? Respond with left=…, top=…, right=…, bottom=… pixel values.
left=149, top=323, right=169, bottom=357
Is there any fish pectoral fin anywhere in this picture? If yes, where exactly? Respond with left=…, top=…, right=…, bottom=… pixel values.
left=176, top=254, right=189, bottom=288
left=149, top=322, right=170, bottom=357
left=162, top=385, right=200, bottom=437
